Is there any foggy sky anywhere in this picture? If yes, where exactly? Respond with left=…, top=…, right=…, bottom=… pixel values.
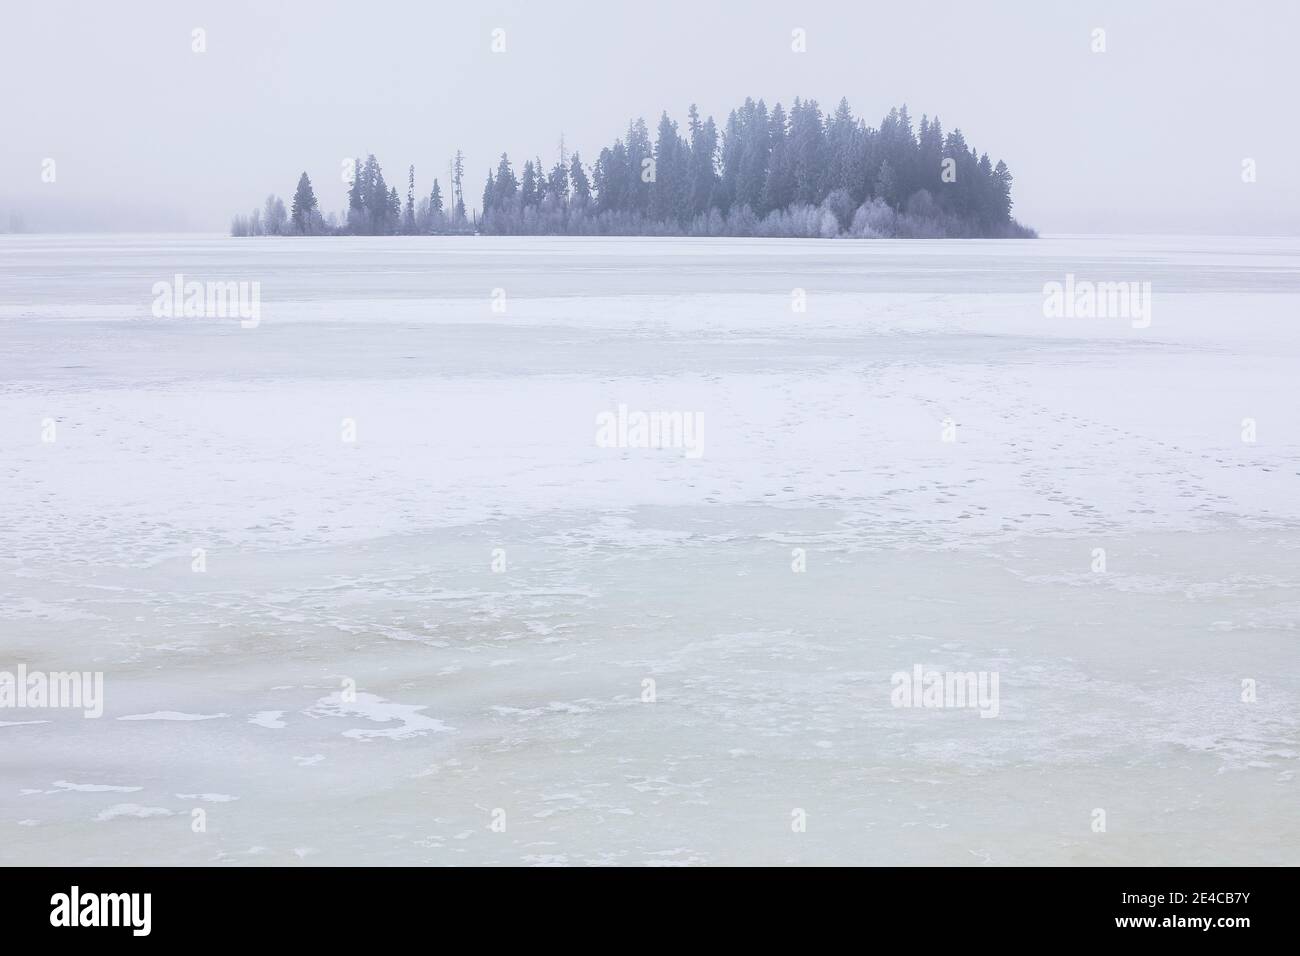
left=2, top=0, right=1296, bottom=235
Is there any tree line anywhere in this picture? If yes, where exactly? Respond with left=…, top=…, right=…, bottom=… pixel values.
left=232, top=97, right=1034, bottom=239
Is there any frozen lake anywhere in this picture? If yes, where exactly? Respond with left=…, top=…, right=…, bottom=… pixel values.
left=1, top=234, right=1297, bottom=865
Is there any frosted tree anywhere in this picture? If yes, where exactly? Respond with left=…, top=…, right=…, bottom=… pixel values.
left=520, top=160, right=538, bottom=208
left=232, top=97, right=1032, bottom=238
left=263, top=194, right=287, bottom=235
left=403, top=165, right=416, bottom=234
left=290, top=172, right=318, bottom=234
left=428, top=178, right=444, bottom=234
left=569, top=154, right=590, bottom=207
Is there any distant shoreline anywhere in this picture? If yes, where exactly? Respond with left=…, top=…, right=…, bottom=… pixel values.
left=231, top=98, right=1036, bottom=241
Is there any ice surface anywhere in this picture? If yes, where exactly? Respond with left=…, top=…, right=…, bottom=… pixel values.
left=0, top=234, right=1297, bottom=864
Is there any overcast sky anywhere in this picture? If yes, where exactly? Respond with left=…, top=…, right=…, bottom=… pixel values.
left=2, top=0, right=1296, bottom=234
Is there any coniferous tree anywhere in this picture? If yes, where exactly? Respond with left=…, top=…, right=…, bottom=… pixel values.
left=917, top=115, right=943, bottom=194
left=452, top=151, right=467, bottom=228
left=718, top=108, right=742, bottom=213
left=991, top=159, right=1013, bottom=225
left=482, top=170, right=495, bottom=221
left=874, top=159, right=898, bottom=207
left=592, top=142, right=628, bottom=215
left=387, top=186, right=400, bottom=234
left=291, top=172, right=318, bottom=234
left=735, top=99, right=771, bottom=215
left=789, top=98, right=826, bottom=205
left=494, top=154, right=518, bottom=206
left=521, top=160, right=538, bottom=208
left=942, top=129, right=974, bottom=219
left=975, top=153, right=994, bottom=228
left=237, top=97, right=1030, bottom=238
left=428, top=178, right=444, bottom=234
left=892, top=105, right=918, bottom=199
left=403, top=165, right=417, bottom=234
left=652, top=111, right=689, bottom=226
left=686, top=105, right=720, bottom=217
left=347, top=156, right=365, bottom=232
left=625, top=118, right=652, bottom=216
left=825, top=98, right=857, bottom=196
left=547, top=160, right=569, bottom=205
left=360, top=155, right=387, bottom=234
left=762, top=103, right=795, bottom=213
left=569, top=153, right=591, bottom=207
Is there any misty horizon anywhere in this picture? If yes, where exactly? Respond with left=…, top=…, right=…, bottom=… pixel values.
left=2, top=0, right=1297, bottom=236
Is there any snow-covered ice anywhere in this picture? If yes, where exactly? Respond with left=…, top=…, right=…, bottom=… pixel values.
left=0, top=233, right=1297, bottom=864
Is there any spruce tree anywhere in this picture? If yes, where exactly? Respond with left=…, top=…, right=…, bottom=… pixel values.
left=652, top=111, right=687, bottom=225
left=626, top=118, right=652, bottom=215
left=789, top=98, right=826, bottom=205
left=236, top=96, right=1024, bottom=238
left=521, top=160, right=538, bottom=207
left=494, top=154, right=518, bottom=206
left=387, top=186, right=400, bottom=234
left=429, top=179, right=444, bottom=234
left=874, top=159, right=898, bottom=207
left=482, top=170, right=495, bottom=223
left=453, top=151, right=466, bottom=227
left=548, top=160, right=569, bottom=205
left=403, top=165, right=416, bottom=234
left=826, top=98, right=855, bottom=195
left=569, top=153, right=591, bottom=207
left=362, top=155, right=386, bottom=234
left=762, top=103, right=793, bottom=213
left=992, top=160, right=1013, bottom=224
left=689, top=112, right=719, bottom=217
left=291, top=172, right=318, bottom=234
left=347, top=156, right=365, bottom=230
